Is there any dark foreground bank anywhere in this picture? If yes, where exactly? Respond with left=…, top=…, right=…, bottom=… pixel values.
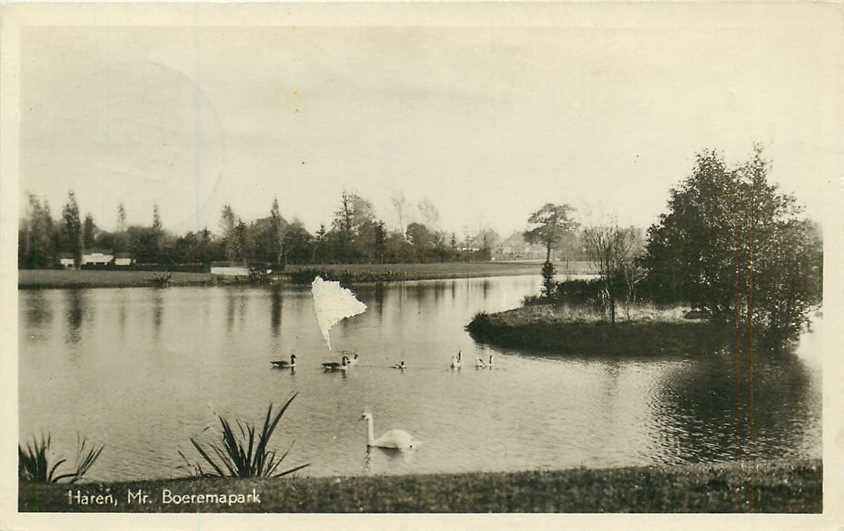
left=19, top=459, right=821, bottom=513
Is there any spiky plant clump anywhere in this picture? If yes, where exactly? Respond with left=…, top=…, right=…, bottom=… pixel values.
left=179, top=393, right=309, bottom=478
left=19, top=433, right=104, bottom=483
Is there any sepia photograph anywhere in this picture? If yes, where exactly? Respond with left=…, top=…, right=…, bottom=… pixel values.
left=2, top=3, right=842, bottom=527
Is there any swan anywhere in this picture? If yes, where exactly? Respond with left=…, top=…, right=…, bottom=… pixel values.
left=322, top=355, right=350, bottom=371
left=271, top=354, right=296, bottom=369
left=488, top=354, right=494, bottom=369
left=360, top=411, right=416, bottom=449
left=392, top=361, right=407, bottom=370
left=475, top=357, right=486, bottom=369
left=450, top=350, right=463, bottom=369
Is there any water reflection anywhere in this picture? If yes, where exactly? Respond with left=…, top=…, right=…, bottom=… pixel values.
left=649, top=350, right=815, bottom=463
left=270, top=287, right=283, bottom=337
left=64, top=289, right=86, bottom=345
left=152, top=289, right=164, bottom=338
left=24, top=290, right=52, bottom=328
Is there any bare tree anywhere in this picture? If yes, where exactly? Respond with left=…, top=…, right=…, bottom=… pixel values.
left=582, top=224, right=641, bottom=324
left=391, top=192, right=407, bottom=235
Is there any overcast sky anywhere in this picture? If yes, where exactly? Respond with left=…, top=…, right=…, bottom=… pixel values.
left=19, top=11, right=842, bottom=237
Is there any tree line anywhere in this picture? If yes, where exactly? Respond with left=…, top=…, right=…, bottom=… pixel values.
left=19, top=190, right=511, bottom=269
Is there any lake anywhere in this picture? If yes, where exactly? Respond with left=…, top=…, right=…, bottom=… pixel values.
left=18, top=275, right=822, bottom=481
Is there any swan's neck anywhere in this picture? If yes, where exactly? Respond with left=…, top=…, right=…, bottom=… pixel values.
left=366, top=417, right=375, bottom=446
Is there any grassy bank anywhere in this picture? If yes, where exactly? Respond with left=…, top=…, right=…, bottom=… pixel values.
left=467, top=304, right=732, bottom=356
left=284, top=261, right=595, bottom=284
left=19, top=459, right=821, bottom=513
left=20, top=262, right=594, bottom=289
left=18, top=269, right=213, bottom=289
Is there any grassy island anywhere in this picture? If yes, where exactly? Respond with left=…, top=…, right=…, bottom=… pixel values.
left=466, top=303, right=733, bottom=356
left=19, top=459, right=821, bottom=513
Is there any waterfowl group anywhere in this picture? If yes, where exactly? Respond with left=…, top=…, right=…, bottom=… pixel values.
left=476, top=354, right=494, bottom=369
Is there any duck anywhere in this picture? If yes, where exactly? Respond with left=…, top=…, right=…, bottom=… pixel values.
left=392, top=361, right=407, bottom=370
left=271, top=354, right=296, bottom=369
left=322, top=355, right=350, bottom=371
left=360, top=411, right=416, bottom=449
left=475, top=357, right=486, bottom=369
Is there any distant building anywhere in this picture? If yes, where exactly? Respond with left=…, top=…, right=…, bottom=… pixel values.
left=210, top=262, right=250, bottom=277
left=81, top=251, right=114, bottom=266
left=59, top=254, right=75, bottom=269
left=114, top=252, right=134, bottom=267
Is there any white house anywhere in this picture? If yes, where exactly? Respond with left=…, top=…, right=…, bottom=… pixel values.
left=81, top=252, right=114, bottom=266
left=210, top=264, right=250, bottom=277
left=114, top=253, right=134, bottom=267
left=59, top=257, right=75, bottom=269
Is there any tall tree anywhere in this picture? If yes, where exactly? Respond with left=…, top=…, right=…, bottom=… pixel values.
left=62, top=191, right=82, bottom=266
left=269, top=196, right=285, bottom=265
left=373, top=221, right=387, bottom=264
left=115, top=203, right=128, bottom=253
left=641, top=145, right=821, bottom=343
left=523, top=203, right=578, bottom=263
left=82, top=213, right=96, bottom=250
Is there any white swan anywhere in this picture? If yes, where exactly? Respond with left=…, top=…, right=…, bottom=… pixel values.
left=360, top=411, right=416, bottom=449
left=392, top=361, right=407, bottom=370
left=487, top=354, right=494, bottom=368
left=475, top=357, right=486, bottom=369
left=450, top=350, right=463, bottom=369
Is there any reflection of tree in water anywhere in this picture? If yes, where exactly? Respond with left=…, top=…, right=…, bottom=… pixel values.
left=64, top=289, right=87, bottom=345
left=117, top=289, right=127, bottom=338
left=270, top=287, right=283, bottom=337
left=225, top=289, right=236, bottom=332
left=650, top=350, right=816, bottom=463
left=152, top=289, right=164, bottom=338
left=373, top=283, right=385, bottom=320
left=481, top=279, right=490, bottom=302
left=23, top=290, right=53, bottom=329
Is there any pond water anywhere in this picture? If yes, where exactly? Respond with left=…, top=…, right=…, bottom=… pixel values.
left=18, top=275, right=822, bottom=481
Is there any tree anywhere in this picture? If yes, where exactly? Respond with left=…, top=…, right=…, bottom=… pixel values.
left=406, top=222, right=433, bottom=262
left=583, top=224, right=640, bottom=324
left=269, top=197, right=286, bottom=265
left=391, top=192, right=407, bottom=234
left=62, top=191, right=82, bottom=267
left=373, top=221, right=386, bottom=264
left=114, top=203, right=128, bottom=253
left=641, top=145, right=821, bottom=343
left=523, top=203, right=578, bottom=262
left=417, top=199, right=440, bottom=228
left=82, top=213, right=96, bottom=250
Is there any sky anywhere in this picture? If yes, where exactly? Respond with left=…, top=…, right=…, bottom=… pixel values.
left=18, top=9, right=842, bottom=238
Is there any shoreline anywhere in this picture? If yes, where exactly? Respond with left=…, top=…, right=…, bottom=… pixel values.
left=18, top=262, right=596, bottom=290
left=19, top=459, right=822, bottom=513
left=466, top=304, right=732, bottom=356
